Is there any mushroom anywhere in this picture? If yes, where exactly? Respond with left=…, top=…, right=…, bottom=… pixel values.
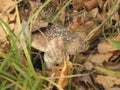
left=32, top=25, right=84, bottom=70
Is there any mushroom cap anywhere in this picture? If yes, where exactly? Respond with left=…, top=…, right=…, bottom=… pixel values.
left=32, top=25, right=83, bottom=54
left=32, top=32, right=51, bottom=52
left=31, top=25, right=84, bottom=70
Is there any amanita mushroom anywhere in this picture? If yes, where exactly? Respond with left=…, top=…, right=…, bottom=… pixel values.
left=32, top=25, right=84, bottom=70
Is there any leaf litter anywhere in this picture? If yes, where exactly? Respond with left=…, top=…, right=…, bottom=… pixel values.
left=0, top=0, right=120, bottom=90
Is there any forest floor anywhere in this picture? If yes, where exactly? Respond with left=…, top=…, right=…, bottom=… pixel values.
left=0, top=0, right=120, bottom=90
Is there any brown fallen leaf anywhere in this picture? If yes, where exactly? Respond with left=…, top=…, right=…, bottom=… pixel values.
left=52, top=61, right=73, bottom=88
left=32, top=19, right=48, bottom=32
left=72, top=0, right=99, bottom=11
left=0, top=26, right=8, bottom=43
left=97, top=40, right=117, bottom=53
left=89, top=52, right=113, bottom=65
left=0, top=0, right=17, bottom=52
left=72, top=0, right=85, bottom=11
left=84, top=52, right=113, bottom=70
left=98, top=35, right=120, bottom=53
left=83, top=0, right=99, bottom=11
left=0, top=41, right=10, bottom=53
left=68, top=16, right=96, bottom=35
left=95, top=75, right=120, bottom=89
left=0, top=0, right=16, bottom=12
left=81, top=75, right=99, bottom=90
left=89, top=8, right=98, bottom=18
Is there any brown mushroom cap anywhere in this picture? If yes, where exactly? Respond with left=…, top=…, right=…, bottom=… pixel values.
left=31, top=25, right=83, bottom=54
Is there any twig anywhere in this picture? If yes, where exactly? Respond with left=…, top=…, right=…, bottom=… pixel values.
left=47, top=71, right=95, bottom=79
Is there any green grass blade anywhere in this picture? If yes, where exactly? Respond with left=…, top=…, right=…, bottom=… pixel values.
left=31, top=78, right=40, bottom=90
left=52, top=0, right=72, bottom=23
left=108, top=39, right=120, bottom=50
left=0, top=70, right=17, bottom=80
left=11, top=63, right=30, bottom=80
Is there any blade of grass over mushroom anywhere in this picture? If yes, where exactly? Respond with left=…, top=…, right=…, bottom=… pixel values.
left=51, top=0, right=72, bottom=23
left=27, top=22, right=32, bottom=52
left=108, top=39, right=120, bottom=50
left=37, top=53, right=46, bottom=76
left=15, top=3, right=36, bottom=74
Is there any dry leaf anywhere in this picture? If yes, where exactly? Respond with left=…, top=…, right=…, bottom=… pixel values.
left=69, top=16, right=96, bottom=34
left=81, top=75, right=99, bottom=90
left=29, top=1, right=40, bottom=13
left=97, top=39, right=117, bottom=53
left=72, top=0, right=99, bottom=11
left=0, top=26, right=8, bottom=43
left=89, top=8, right=98, bottom=18
left=88, top=52, right=113, bottom=65
left=32, top=19, right=48, bottom=32
left=0, top=0, right=17, bottom=52
left=52, top=61, right=73, bottom=88
left=0, top=41, right=10, bottom=53
left=83, top=0, right=99, bottom=11
left=95, top=75, right=120, bottom=89
left=114, top=34, right=120, bottom=41
left=84, top=52, right=113, bottom=70
left=0, top=0, right=16, bottom=12
left=98, top=35, right=120, bottom=53
left=72, top=0, right=85, bottom=11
